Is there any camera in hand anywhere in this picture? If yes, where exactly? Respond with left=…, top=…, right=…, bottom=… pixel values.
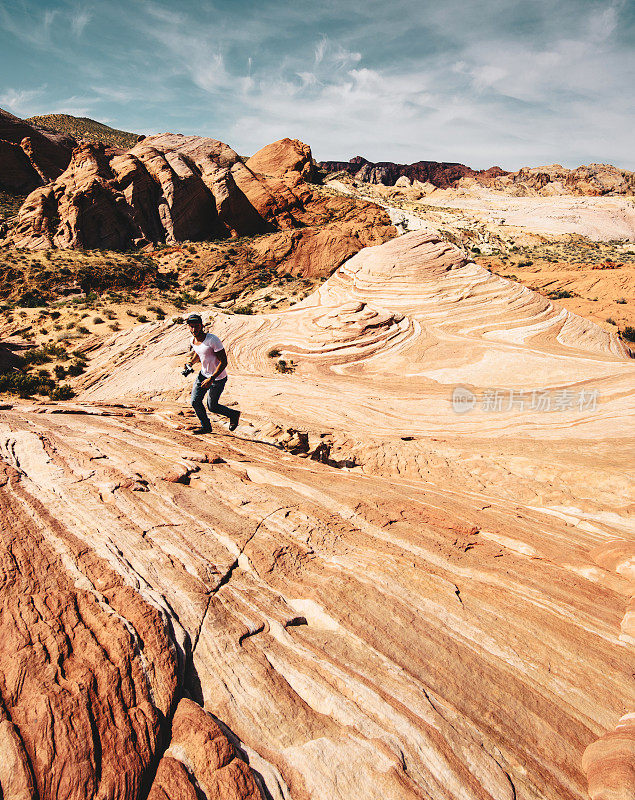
left=181, top=364, right=194, bottom=377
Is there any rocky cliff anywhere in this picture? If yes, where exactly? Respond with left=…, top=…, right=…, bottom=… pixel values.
left=320, top=154, right=507, bottom=188
left=0, top=107, right=77, bottom=193
left=2, top=135, right=395, bottom=256
left=321, top=152, right=635, bottom=196
left=483, top=163, right=635, bottom=196
left=1, top=231, right=633, bottom=800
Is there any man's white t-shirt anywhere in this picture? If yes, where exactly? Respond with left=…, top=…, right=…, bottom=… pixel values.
left=191, top=333, right=227, bottom=379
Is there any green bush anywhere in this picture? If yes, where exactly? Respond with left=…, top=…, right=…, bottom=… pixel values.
left=67, top=360, right=86, bottom=376
left=50, top=384, right=75, bottom=400
left=22, top=343, right=67, bottom=365
left=0, top=371, right=53, bottom=398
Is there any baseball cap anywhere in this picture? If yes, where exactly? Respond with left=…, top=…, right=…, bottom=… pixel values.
left=185, top=314, right=203, bottom=324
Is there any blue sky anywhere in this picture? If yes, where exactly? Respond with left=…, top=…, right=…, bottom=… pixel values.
left=1, top=0, right=633, bottom=169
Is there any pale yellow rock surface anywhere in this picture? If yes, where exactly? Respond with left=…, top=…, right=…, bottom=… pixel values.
left=0, top=231, right=633, bottom=799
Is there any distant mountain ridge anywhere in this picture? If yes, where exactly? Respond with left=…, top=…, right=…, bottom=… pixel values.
left=319, top=155, right=508, bottom=188
left=320, top=154, right=635, bottom=196
left=27, top=114, right=140, bottom=149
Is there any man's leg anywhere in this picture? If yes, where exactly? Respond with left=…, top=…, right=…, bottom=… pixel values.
left=191, top=373, right=212, bottom=430
left=206, top=378, right=240, bottom=429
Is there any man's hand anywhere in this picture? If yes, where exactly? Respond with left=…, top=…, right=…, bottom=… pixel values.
left=200, top=376, right=216, bottom=389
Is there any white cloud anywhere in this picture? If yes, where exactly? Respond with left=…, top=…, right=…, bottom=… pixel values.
left=0, top=88, right=45, bottom=117
left=70, top=8, right=92, bottom=37
left=314, top=36, right=327, bottom=64
left=2, top=0, right=632, bottom=169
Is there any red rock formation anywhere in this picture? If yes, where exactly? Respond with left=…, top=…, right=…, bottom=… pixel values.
left=0, top=107, right=76, bottom=192
left=319, top=154, right=508, bottom=188
left=583, top=714, right=635, bottom=800
left=1, top=215, right=634, bottom=795
left=148, top=699, right=263, bottom=800
left=0, top=461, right=179, bottom=800
left=482, top=163, right=635, bottom=196
left=4, top=135, right=396, bottom=257
left=247, top=137, right=315, bottom=181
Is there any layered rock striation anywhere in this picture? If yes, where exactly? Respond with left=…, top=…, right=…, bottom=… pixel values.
left=1, top=233, right=633, bottom=800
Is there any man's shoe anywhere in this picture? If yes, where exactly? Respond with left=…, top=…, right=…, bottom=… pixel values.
left=229, top=410, right=240, bottom=431
left=191, top=426, right=212, bottom=435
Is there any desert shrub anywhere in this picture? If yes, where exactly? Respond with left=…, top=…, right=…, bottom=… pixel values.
left=275, top=359, right=296, bottom=373
left=93, top=316, right=104, bottom=324
left=23, top=343, right=67, bottom=365
left=620, top=326, right=635, bottom=342
left=54, top=365, right=67, bottom=379
left=50, top=384, right=75, bottom=400
left=616, top=298, right=627, bottom=304
left=548, top=290, right=573, bottom=299
left=0, top=371, right=53, bottom=398
left=77, top=326, right=89, bottom=334
left=137, top=314, right=148, bottom=322
left=606, top=317, right=616, bottom=325
left=67, top=360, right=86, bottom=376
left=267, top=348, right=281, bottom=358
left=233, top=305, right=253, bottom=315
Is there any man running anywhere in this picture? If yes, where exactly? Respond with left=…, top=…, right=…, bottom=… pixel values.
left=184, top=314, right=240, bottom=434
